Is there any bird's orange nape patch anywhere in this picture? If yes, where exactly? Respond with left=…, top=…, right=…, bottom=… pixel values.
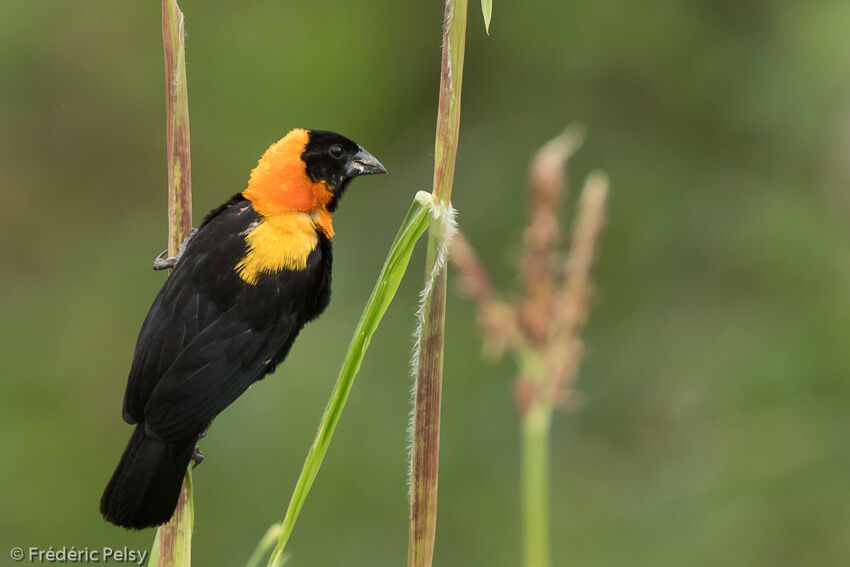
left=242, top=128, right=334, bottom=218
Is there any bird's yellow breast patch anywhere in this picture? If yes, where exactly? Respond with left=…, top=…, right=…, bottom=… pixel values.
left=236, top=213, right=318, bottom=285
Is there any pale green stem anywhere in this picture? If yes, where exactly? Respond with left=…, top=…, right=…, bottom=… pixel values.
left=516, top=348, right=553, bottom=567
left=522, top=404, right=552, bottom=567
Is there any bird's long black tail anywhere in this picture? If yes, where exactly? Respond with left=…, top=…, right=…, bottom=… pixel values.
left=100, top=425, right=195, bottom=530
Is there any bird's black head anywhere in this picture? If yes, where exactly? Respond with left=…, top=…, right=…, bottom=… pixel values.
left=301, top=129, right=387, bottom=212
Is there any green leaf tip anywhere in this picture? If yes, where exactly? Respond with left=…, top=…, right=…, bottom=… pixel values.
left=482, top=0, right=492, bottom=34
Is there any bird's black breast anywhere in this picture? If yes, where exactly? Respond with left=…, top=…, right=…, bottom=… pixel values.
left=121, top=195, right=333, bottom=437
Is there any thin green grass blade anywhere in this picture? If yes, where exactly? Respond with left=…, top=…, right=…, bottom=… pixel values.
left=265, top=192, right=434, bottom=567
left=245, top=523, right=284, bottom=567
left=481, top=0, right=492, bottom=34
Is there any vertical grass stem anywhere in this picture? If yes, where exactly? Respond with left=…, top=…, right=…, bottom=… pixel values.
left=152, top=1, right=194, bottom=565
left=408, top=2, right=468, bottom=567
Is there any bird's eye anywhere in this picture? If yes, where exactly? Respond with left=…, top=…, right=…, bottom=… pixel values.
left=328, top=145, right=344, bottom=159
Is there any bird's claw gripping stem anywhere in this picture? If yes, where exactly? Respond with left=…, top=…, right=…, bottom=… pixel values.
left=191, top=445, right=204, bottom=468
left=153, top=228, right=198, bottom=270
left=189, top=428, right=208, bottom=468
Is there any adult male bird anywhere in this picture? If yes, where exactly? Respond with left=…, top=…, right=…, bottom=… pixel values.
left=100, top=128, right=386, bottom=529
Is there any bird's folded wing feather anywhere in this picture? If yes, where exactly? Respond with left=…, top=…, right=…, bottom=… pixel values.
left=122, top=197, right=256, bottom=425
left=141, top=310, right=297, bottom=441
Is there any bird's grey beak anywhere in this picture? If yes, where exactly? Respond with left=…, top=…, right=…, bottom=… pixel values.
left=346, top=146, right=387, bottom=177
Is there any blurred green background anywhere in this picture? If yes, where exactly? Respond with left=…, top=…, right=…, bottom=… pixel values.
left=2, top=1, right=849, bottom=565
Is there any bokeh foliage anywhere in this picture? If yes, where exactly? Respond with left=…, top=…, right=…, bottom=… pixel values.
left=1, top=1, right=849, bottom=566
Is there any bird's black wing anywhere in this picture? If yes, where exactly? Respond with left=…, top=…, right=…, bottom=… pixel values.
left=122, top=195, right=253, bottom=425
left=140, top=308, right=297, bottom=441
left=141, top=251, right=326, bottom=441
left=122, top=195, right=329, bottom=442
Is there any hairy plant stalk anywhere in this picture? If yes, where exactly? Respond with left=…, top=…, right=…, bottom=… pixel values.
left=408, top=1, right=467, bottom=566
left=154, top=0, right=194, bottom=564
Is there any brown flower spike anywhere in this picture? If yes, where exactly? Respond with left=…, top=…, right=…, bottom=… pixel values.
left=449, top=124, right=608, bottom=417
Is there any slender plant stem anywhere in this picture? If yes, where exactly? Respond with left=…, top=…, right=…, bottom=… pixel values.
left=408, top=1, right=467, bottom=567
left=408, top=246, right=447, bottom=567
left=431, top=0, right=467, bottom=204
left=162, top=0, right=192, bottom=259
left=521, top=404, right=551, bottom=567
left=156, top=1, right=193, bottom=565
